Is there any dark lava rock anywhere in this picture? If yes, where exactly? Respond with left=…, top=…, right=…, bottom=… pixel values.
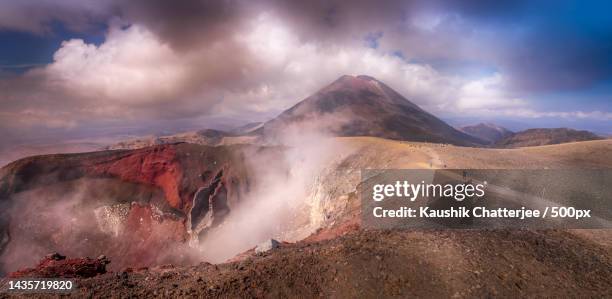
left=9, top=253, right=110, bottom=278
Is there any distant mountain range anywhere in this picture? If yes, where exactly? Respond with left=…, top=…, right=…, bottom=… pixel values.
left=459, top=123, right=603, bottom=147
left=106, top=129, right=236, bottom=150
left=256, top=76, right=603, bottom=147
left=459, top=123, right=514, bottom=144
left=495, top=128, right=603, bottom=148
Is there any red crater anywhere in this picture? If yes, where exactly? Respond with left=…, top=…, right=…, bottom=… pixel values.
left=88, top=145, right=185, bottom=209
left=0, top=143, right=257, bottom=273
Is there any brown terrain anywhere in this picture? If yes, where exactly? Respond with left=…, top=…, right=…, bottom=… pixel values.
left=105, top=129, right=258, bottom=150
left=1, top=138, right=611, bottom=298
left=495, top=128, right=602, bottom=148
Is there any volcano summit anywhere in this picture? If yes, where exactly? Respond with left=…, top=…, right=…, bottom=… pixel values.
left=262, top=75, right=484, bottom=146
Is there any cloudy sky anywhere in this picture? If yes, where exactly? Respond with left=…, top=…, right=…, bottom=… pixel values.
left=1, top=0, right=611, bottom=149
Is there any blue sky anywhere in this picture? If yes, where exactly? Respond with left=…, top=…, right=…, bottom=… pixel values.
left=0, top=23, right=105, bottom=73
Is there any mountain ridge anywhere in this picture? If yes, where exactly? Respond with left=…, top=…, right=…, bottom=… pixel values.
left=459, top=123, right=514, bottom=144
left=495, top=128, right=602, bottom=148
left=262, top=75, right=484, bottom=146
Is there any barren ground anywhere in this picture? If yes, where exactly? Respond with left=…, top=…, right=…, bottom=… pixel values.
left=2, top=138, right=611, bottom=298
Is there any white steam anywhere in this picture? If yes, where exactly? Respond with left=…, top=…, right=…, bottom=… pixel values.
left=197, top=121, right=354, bottom=262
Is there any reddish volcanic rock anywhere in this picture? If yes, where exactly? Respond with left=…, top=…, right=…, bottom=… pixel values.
left=87, top=146, right=184, bottom=209
left=0, top=143, right=261, bottom=273
left=9, top=253, right=109, bottom=278
left=123, top=203, right=186, bottom=241
left=111, top=203, right=190, bottom=268
left=80, top=143, right=251, bottom=215
left=304, top=218, right=360, bottom=243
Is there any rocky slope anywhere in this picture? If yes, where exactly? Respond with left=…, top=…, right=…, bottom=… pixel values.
left=459, top=123, right=513, bottom=144
left=1, top=138, right=612, bottom=297
left=495, top=128, right=602, bottom=148
left=0, top=143, right=265, bottom=274
left=6, top=229, right=610, bottom=298
left=262, top=75, right=484, bottom=146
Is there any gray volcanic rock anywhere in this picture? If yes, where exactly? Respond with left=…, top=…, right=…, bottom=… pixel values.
left=255, top=239, right=280, bottom=254
left=262, top=75, right=484, bottom=146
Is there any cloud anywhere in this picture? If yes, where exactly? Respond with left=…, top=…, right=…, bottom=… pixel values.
left=4, top=13, right=463, bottom=124
left=3, top=0, right=612, bottom=92
left=47, top=23, right=189, bottom=105
left=452, top=74, right=612, bottom=121
left=0, top=1, right=610, bottom=148
left=222, top=13, right=457, bottom=114
left=493, top=109, right=612, bottom=120
left=0, top=110, right=77, bottom=129
left=0, top=20, right=257, bottom=126
left=456, top=73, right=526, bottom=110
left=115, top=0, right=247, bottom=51
left=0, top=0, right=112, bottom=34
